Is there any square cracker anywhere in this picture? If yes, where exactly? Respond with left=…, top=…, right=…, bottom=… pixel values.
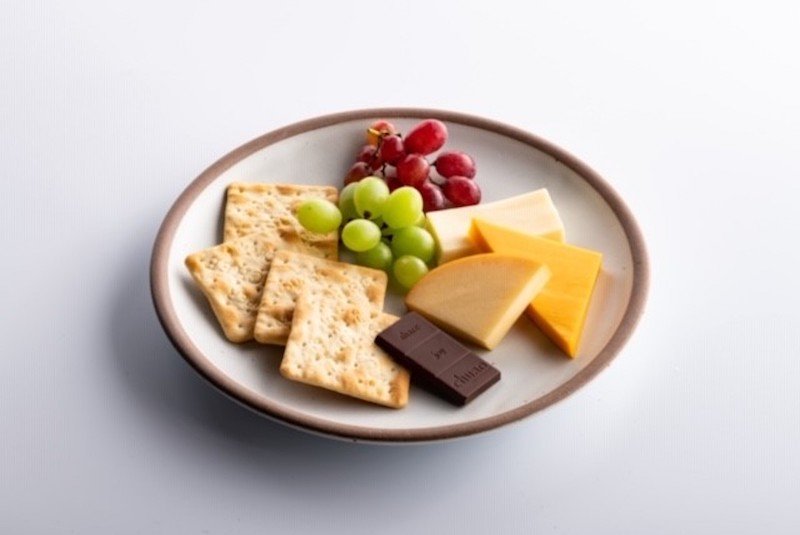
left=280, top=293, right=410, bottom=409
left=223, top=182, right=339, bottom=259
left=184, top=234, right=329, bottom=343
left=254, top=250, right=388, bottom=345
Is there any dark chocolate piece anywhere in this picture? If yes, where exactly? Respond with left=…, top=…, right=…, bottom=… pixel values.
left=375, top=312, right=500, bottom=406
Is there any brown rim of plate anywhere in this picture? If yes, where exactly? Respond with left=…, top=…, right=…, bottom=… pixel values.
left=150, top=108, right=650, bottom=444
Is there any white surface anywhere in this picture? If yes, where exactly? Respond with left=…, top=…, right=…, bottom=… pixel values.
left=166, top=117, right=635, bottom=435
left=1, top=1, right=798, bottom=533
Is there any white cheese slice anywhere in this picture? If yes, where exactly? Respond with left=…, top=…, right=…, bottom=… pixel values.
left=425, top=189, right=565, bottom=264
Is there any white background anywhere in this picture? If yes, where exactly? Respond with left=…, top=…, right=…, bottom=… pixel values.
left=2, top=1, right=799, bottom=533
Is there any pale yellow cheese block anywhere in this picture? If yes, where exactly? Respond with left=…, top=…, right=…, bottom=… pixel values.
left=404, top=253, right=551, bottom=350
left=426, top=189, right=565, bottom=264
left=471, top=218, right=602, bottom=357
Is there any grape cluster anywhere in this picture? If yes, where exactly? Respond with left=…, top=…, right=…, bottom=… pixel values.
left=297, top=178, right=435, bottom=289
left=344, top=119, right=481, bottom=211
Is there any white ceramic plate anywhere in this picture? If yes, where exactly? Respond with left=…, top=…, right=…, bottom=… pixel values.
left=150, top=109, right=649, bottom=443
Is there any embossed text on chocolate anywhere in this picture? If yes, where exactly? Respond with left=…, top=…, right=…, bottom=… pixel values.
left=399, top=323, right=420, bottom=340
left=452, top=361, right=489, bottom=387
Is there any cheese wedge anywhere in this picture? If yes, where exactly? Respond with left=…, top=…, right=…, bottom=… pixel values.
left=404, top=253, right=551, bottom=350
left=471, top=218, right=602, bottom=357
left=426, top=189, right=565, bottom=264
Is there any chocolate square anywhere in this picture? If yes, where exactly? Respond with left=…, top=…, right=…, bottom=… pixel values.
left=375, top=312, right=501, bottom=406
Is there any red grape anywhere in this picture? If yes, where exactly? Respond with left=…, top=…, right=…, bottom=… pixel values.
left=442, top=176, right=481, bottom=206
left=385, top=172, right=403, bottom=192
left=396, top=154, right=430, bottom=187
left=378, top=134, right=406, bottom=165
left=344, top=161, right=370, bottom=184
left=404, top=119, right=448, bottom=155
left=356, top=144, right=383, bottom=170
left=418, top=180, right=446, bottom=212
left=356, top=144, right=373, bottom=163
left=434, top=151, right=476, bottom=179
left=366, top=119, right=396, bottom=146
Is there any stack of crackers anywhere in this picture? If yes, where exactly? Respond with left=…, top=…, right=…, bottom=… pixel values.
left=184, top=182, right=410, bottom=408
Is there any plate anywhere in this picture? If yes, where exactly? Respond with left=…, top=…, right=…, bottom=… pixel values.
left=150, top=108, right=649, bottom=443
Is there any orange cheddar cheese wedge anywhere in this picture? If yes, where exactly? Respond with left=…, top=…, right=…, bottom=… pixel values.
left=471, top=218, right=602, bottom=357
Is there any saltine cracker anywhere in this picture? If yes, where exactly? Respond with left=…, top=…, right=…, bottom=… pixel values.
left=223, top=182, right=338, bottom=259
left=281, top=293, right=410, bottom=409
left=185, top=234, right=329, bottom=343
left=254, top=250, right=388, bottom=345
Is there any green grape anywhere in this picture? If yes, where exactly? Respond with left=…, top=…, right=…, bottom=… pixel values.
left=390, top=226, right=435, bottom=264
left=413, top=212, right=427, bottom=228
left=353, top=176, right=389, bottom=219
left=338, top=183, right=359, bottom=221
left=382, top=187, right=423, bottom=229
left=393, top=255, right=429, bottom=289
left=378, top=215, right=396, bottom=236
left=297, top=199, right=342, bottom=233
left=341, top=219, right=381, bottom=252
left=355, top=242, right=393, bottom=271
